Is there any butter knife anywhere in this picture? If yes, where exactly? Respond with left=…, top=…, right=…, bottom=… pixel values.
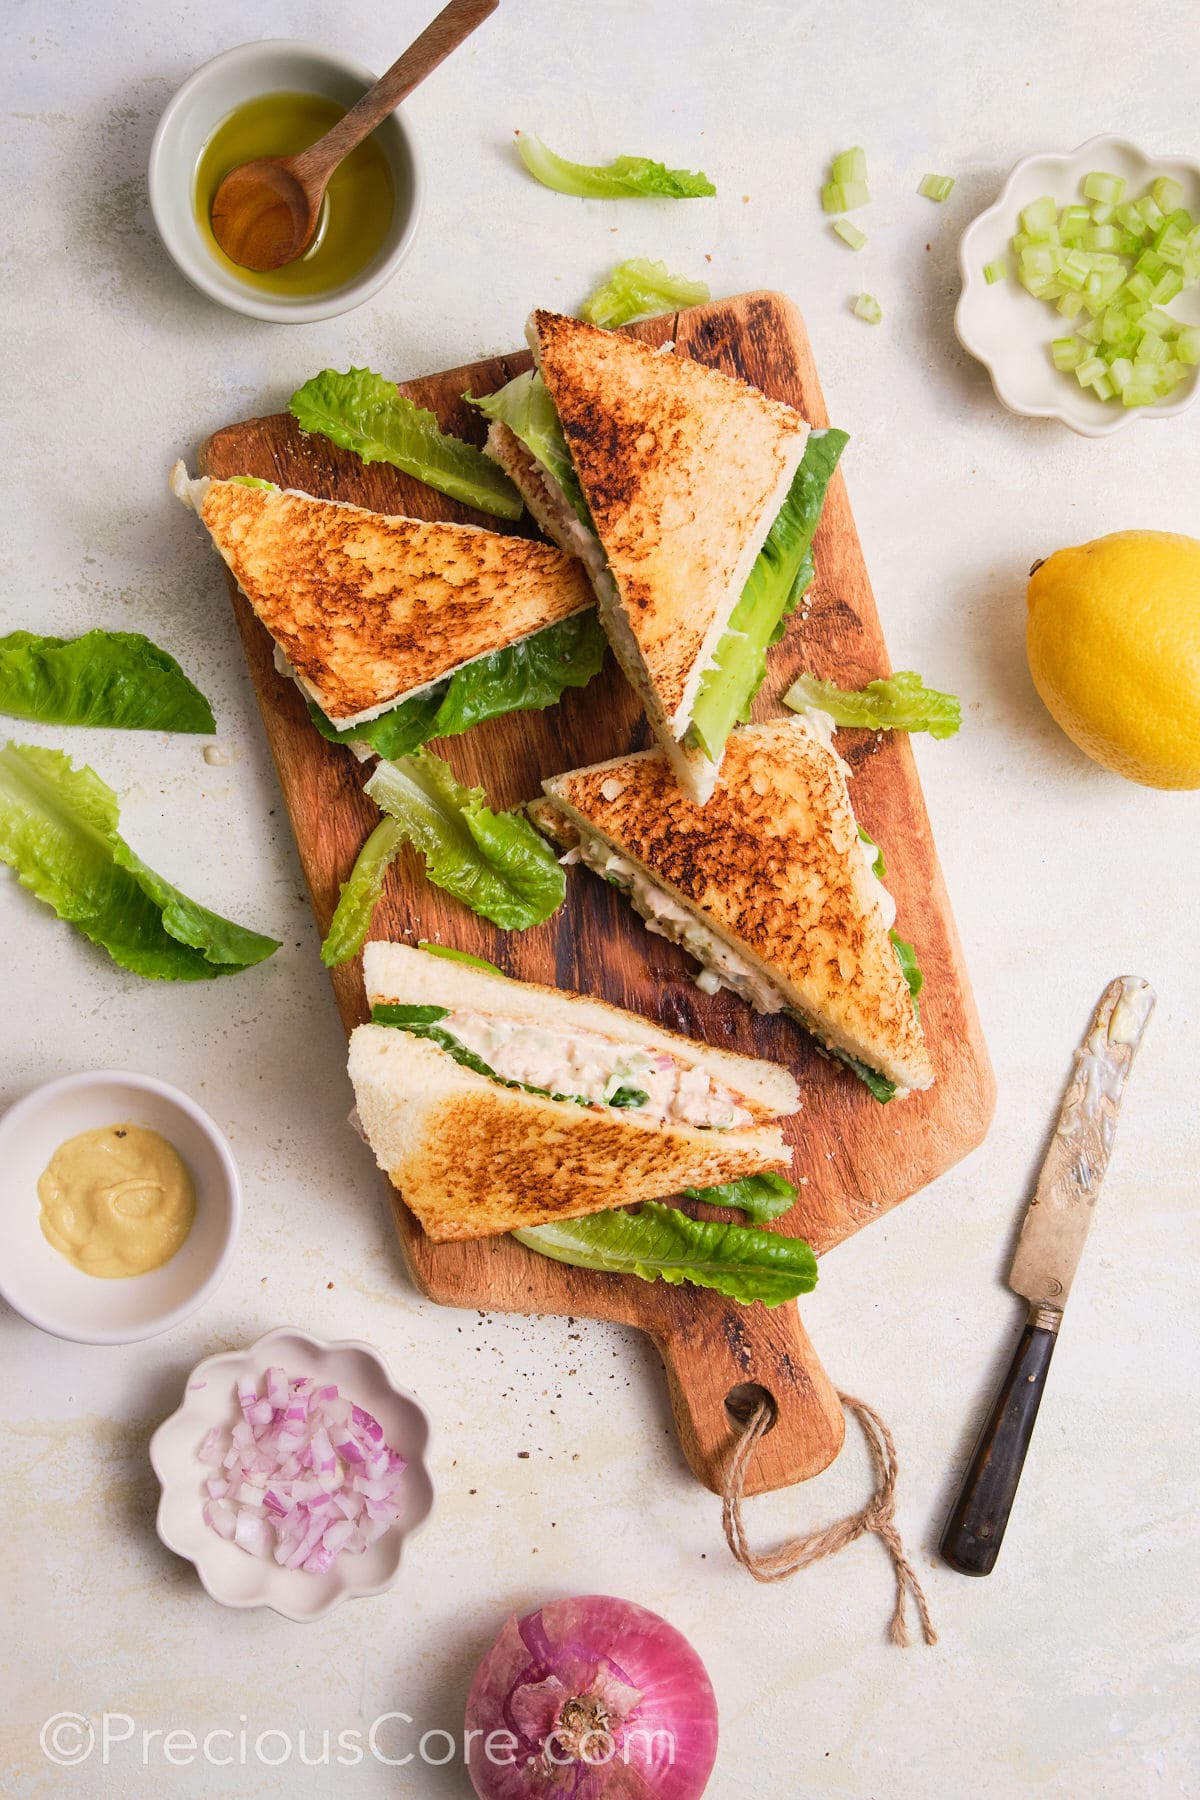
left=940, top=975, right=1155, bottom=1576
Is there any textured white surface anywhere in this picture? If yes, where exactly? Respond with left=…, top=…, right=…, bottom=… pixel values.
left=1, top=1, right=1198, bottom=1795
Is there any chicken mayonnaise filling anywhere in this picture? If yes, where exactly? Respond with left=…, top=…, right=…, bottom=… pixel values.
left=439, top=1008, right=752, bottom=1130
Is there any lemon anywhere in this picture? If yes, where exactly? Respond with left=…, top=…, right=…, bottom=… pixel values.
left=1026, top=530, right=1200, bottom=790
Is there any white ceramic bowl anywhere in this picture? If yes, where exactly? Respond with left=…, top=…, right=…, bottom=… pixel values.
left=956, top=135, right=1200, bottom=436
left=0, top=1071, right=240, bottom=1344
left=150, top=1328, right=434, bottom=1620
left=148, top=40, right=422, bottom=323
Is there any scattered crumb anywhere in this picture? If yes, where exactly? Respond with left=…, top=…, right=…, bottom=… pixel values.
left=517, top=1451, right=530, bottom=1459
left=705, top=253, right=712, bottom=262
left=203, top=744, right=238, bottom=767
left=741, top=194, right=750, bottom=204
left=326, top=1281, right=334, bottom=1289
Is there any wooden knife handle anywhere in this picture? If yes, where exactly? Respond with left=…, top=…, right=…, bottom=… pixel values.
left=940, top=1307, right=1059, bottom=1576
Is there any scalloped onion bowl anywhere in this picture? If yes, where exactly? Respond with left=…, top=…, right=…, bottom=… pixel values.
left=150, top=1328, right=433, bottom=1621
left=956, top=135, right=1200, bottom=437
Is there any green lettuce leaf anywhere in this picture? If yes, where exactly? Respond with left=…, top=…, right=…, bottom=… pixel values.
left=416, top=941, right=503, bottom=973
left=365, top=750, right=564, bottom=931
left=688, top=428, right=850, bottom=761
left=832, top=1051, right=896, bottom=1103
left=289, top=368, right=523, bottom=520
left=320, top=816, right=405, bottom=967
left=468, top=370, right=590, bottom=525
left=308, top=612, right=607, bottom=758
left=783, top=669, right=961, bottom=738
left=517, top=135, right=716, bottom=200
left=0, top=630, right=215, bottom=733
left=858, top=824, right=885, bottom=880
left=580, top=259, right=711, bottom=328
left=0, top=742, right=278, bottom=979
left=682, top=1171, right=798, bottom=1223
left=229, top=476, right=278, bottom=491
left=890, top=930, right=923, bottom=1010
left=515, top=1201, right=818, bottom=1307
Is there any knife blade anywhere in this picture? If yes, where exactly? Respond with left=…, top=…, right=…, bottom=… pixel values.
left=940, top=976, right=1155, bottom=1576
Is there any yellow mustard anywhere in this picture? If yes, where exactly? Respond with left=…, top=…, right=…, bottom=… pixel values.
left=37, top=1124, right=196, bottom=1279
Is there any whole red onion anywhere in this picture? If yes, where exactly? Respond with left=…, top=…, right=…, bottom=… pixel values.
left=464, top=1594, right=718, bottom=1799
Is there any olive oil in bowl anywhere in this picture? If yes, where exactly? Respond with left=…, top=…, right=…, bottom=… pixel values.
left=194, top=91, right=395, bottom=297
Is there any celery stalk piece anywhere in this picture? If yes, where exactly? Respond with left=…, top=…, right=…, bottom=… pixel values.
left=1051, top=337, right=1086, bottom=370
left=983, top=258, right=1008, bottom=284
left=832, top=146, right=868, bottom=186
left=852, top=293, right=882, bottom=323
left=1137, top=195, right=1166, bottom=233
left=1021, top=196, right=1058, bottom=234
left=833, top=218, right=867, bottom=249
left=1108, top=357, right=1134, bottom=392
left=918, top=173, right=955, bottom=201
left=1075, top=355, right=1106, bottom=385
left=1090, top=202, right=1115, bottom=226
left=1083, top=172, right=1125, bottom=205
left=1091, top=373, right=1115, bottom=401
left=838, top=178, right=870, bottom=210
left=1151, top=270, right=1184, bottom=304
left=1152, top=176, right=1184, bottom=214
left=1177, top=326, right=1200, bottom=365
left=1057, top=290, right=1085, bottom=318
left=821, top=180, right=845, bottom=213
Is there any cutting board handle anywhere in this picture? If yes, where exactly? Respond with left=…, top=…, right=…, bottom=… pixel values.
left=652, top=1296, right=845, bottom=1496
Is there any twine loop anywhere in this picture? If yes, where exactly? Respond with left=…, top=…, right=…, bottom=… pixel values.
left=721, top=1391, right=938, bottom=1647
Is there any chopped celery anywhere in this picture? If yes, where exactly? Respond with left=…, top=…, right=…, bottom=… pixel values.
left=839, top=177, right=870, bottom=209
left=821, top=180, right=845, bottom=213
left=853, top=293, right=882, bottom=323
left=999, top=168, right=1200, bottom=408
left=918, top=173, right=955, bottom=201
left=833, top=218, right=868, bottom=249
left=1152, top=176, right=1184, bottom=214
left=1051, top=337, right=1085, bottom=370
left=832, top=146, right=868, bottom=185
left=1083, top=172, right=1125, bottom=205
left=983, top=258, right=1008, bottom=284
left=1021, top=195, right=1058, bottom=234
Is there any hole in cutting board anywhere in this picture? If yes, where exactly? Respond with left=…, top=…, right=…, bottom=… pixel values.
left=725, top=1382, right=778, bottom=1434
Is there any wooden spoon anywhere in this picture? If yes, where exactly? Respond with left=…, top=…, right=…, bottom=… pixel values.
left=210, top=0, right=498, bottom=272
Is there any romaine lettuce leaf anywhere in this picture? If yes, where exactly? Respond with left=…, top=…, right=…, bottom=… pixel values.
left=320, top=817, right=404, bottom=967
left=580, top=259, right=710, bottom=328
left=308, top=612, right=607, bottom=757
left=858, top=824, right=886, bottom=880
left=515, top=1201, right=818, bottom=1306
left=783, top=669, right=962, bottom=738
left=468, top=371, right=590, bottom=525
left=890, top=931, right=923, bottom=1009
left=0, top=742, right=278, bottom=979
left=682, top=1171, right=798, bottom=1223
left=688, top=428, right=850, bottom=761
left=289, top=368, right=523, bottom=520
left=365, top=750, right=565, bottom=931
left=516, top=136, right=716, bottom=200
left=0, top=630, right=215, bottom=733
left=416, top=941, right=503, bottom=973
left=832, top=1051, right=896, bottom=1103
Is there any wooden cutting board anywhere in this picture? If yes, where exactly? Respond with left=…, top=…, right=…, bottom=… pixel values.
left=199, top=292, right=994, bottom=1498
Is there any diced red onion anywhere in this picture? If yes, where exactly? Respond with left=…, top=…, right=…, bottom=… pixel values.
left=198, top=1370, right=407, bottom=1575
left=465, top=1596, right=719, bottom=1799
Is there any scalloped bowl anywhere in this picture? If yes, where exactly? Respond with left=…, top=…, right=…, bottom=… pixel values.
left=956, top=135, right=1200, bottom=436
left=150, top=1328, right=434, bottom=1620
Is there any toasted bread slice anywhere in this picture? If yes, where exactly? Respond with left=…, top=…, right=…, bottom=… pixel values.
left=526, top=312, right=810, bottom=799
left=350, top=943, right=798, bottom=1240
left=535, top=716, right=934, bottom=1097
left=172, top=466, right=592, bottom=729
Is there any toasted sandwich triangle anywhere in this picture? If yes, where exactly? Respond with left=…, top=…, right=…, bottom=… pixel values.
left=528, top=311, right=810, bottom=760
left=173, top=468, right=592, bottom=729
left=538, top=717, right=934, bottom=1096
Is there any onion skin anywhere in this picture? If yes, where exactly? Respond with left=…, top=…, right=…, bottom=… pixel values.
left=465, top=1595, right=718, bottom=1800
